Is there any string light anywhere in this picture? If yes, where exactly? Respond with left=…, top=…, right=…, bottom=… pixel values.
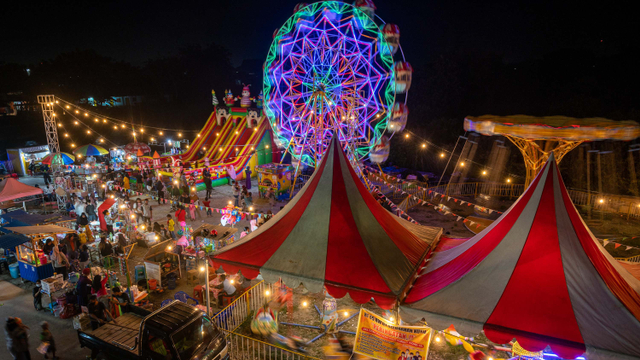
left=440, top=153, right=445, bottom=158
left=482, top=170, right=487, bottom=175
left=178, top=133, right=182, bottom=137
left=459, top=162, right=465, bottom=167
left=74, top=121, right=79, bottom=125
left=94, top=118, right=99, bottom=122
left=507, top=178, right=512, bottom=183
left=140, top=128, right=144, bottom=133
left=57, top=123, right=62, bottom=127
left=159, top=131, right=163, bottom=135
left=103, top=119, right=107, bottom=123
left=114, top=126, right=118, bottom=130
left=421, top=143, right=426, bottom=148
left=405, top=133, right=410, bottom=139
left=64, top=133, right=69, bottom=137
left=66, top=105, right=70, bottom=109
left=86, top=130, right=91, bottom=134
left=71, top=144, right=76, bottom=147
left=121, top=124, right=125, bottom=128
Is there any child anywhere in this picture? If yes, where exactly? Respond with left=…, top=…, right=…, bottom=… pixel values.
left=40, top=321, right=57, bottom=359
left=33, top=281, right=43, bottom=311
left=166, top=214, right=176, bottom=240
left=203, top=197, right=212, bottom=217
left=189, top=200, right=196, bottom=221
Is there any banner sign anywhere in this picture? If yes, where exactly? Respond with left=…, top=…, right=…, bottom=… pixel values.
left=354, top=309, right=432, bottom=360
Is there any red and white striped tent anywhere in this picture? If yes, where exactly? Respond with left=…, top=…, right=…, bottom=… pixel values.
left=211, top=138, right=441, bottom=309
left=401, top=154, right=640, bottom=359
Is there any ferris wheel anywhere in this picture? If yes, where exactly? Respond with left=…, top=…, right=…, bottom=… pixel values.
left=264, top=1, right=412, bottom=168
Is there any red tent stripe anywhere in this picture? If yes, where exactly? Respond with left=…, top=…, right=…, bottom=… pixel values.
left=558, top=166, right=640, bottom=321
left=484, top=167, right=585, bottom=356
left=404, top=162, right=548, bottom=302
left=325, top=142, right=392, bottom=295
left=338, top=142, right=428, bottom=265
left=213, top=149, right=329, bottom=268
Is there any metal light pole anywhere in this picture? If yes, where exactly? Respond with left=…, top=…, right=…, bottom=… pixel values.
left=200, top=262, right=210, bottom=315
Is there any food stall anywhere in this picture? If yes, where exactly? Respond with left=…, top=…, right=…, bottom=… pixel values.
left=2, top=225, right=75, bottom=282
left=144, top=239, right=181, bottom=290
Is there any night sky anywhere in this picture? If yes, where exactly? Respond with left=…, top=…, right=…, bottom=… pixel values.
left=2, top=0, right=633, bottom=67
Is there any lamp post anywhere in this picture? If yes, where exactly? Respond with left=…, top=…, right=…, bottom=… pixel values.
left=200, top=263, right=210, bottom=315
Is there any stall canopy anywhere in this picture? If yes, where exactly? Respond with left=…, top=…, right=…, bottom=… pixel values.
left=0, top=178, right=43, bottom=203
left=0, top=210, right=73, bottom=226
left=0, top=233, right=32, bottom=249
left=400, top=154, right=640, bottom=360
left=4, top=225, right=75, bottom=235
left=98, top=198, right=115, bottom=231
left=212, top=138, right=441, bottom=309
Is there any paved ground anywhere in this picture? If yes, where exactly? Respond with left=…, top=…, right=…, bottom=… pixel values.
left=0, top=276, right=92, bottom=359
left=0, top=175, right=293, bottom=359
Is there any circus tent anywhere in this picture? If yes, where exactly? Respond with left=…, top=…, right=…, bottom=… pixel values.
left=400, top=154, right=640, bottom=360
left=212, top=138, right=442, bottom=309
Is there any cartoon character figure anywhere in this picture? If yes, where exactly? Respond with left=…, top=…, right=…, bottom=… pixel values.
left=224, top=89, right=235, bottom=106
left=216, top=107, right=229, bottom=125
left=236, top=84, right=254, bottom=108
left=256, top=91, right=263, bottom=108
left=246, top=110, right=259, bottom=128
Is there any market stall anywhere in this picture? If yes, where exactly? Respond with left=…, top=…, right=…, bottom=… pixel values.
left=191, top=223, right=237, bottom=253
left=144, top=239, right=181, bottom=290
left=3, top=224, right=75, bottom=282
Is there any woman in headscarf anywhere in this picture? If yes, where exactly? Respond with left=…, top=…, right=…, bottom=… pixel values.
left=77, top=213, right=89, bottom=228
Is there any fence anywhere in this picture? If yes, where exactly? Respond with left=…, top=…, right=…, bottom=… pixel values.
left=221, top=328, right=320, bottom=360
left=212, top=280, right=320, bottom=360
left=616, top=255, right=640, bottom=264
left=213, top=280, right=273, bottom=332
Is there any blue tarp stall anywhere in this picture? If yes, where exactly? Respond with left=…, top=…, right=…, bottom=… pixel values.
left=0, top=232, right=49, bottom=282
left=1, top=224, right=73, bottom=283
left=0, top=210, right=74, bottom=226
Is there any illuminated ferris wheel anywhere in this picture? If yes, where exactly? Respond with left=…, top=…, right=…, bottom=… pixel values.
left=264, top=1, right=412, bottom=168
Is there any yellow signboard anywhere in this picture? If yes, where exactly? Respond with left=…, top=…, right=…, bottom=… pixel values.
left=354, top=309, right=432, bottom=360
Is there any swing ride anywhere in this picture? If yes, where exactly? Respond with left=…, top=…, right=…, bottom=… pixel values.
left=264, top=1, right=411, bottom=173
left=465, top=115, right=640, bottom=187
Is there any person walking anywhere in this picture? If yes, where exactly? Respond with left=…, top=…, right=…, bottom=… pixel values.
left=155, top=180, right=165, bottom=205
left=175, top=206, right=187, bottom=232
left=39, top=321, right=57, bottom=360
left=142, top=199, right=152, bottom=225
left=5, top=317, right=30, bottom=360
left=43, top=170, right=51, bottom=186
left=33, top=281, right=43, bottom=311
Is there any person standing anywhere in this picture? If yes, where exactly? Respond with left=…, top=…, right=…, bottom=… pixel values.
left=135, top=172, right=143, bottom=192
left=155, top=180, right=165, bottom=205
left=4, top=317, right=30, bottom=360
left=203, top=169, right=213, bottom=198
left=232, top=181, right=240, bottom=207
left=87, top=295, right=115, bottom=330
left=166, top=215, right=176, bottom=240
left=43, top=170, right=51, bottom=186
left=142, top=199, right=152, bottom=225
left=76, top=268, right=92, bottom=307
left=33, top=281, right=43, bottom=311
left=51, top=245, right=69, bottom=280
left=175, top=206, right=187, bottom=232
left=244, top=166, right=252, bottom=190
left=122, top=174, right=130, bottom=192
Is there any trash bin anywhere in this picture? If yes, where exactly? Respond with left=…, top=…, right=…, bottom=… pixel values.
left=9, top=263, right=19, bottom=279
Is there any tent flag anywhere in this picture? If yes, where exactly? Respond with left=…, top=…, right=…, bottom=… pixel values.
left=212, top=137, right=441, bottom=309
left=400, top=153, right=640, bottom=359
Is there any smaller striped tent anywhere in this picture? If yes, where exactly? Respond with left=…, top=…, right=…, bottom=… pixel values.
left=212, top=137, right=442, bottom=309
left=401, top=153, right=640, bottom=360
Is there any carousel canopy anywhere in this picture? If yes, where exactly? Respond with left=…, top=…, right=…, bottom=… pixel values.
left=73, top=144, right=109, bottom=157
left=400, top=154, right=640, bottom=360
left=125, top=142, right=151, bottom=154
left=41, top=152, right=75, bottom=165
left=212, top=137, right=441, bottom=309
left=0, top=178, right=43, bottom=203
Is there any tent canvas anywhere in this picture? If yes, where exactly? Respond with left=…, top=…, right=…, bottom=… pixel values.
left=400, top=154, right=640, bottom=360
left=0, top=178, right=43, bottom=202
left=212, top=138, right=441, bottom=309
left=3, top=225, right=74, bottom=235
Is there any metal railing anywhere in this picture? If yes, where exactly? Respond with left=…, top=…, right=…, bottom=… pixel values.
left=221, top=328, right=320, bottom=360
left=615, top=255, right=640, bottom=264
left=213, top=280, right=273, bottom=332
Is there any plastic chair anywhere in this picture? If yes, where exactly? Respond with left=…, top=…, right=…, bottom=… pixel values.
left=193, top=285, right=203, bottom=304
left=161, top=299, right=173, bottom=307
left=174, top=291, right=199, bottom=306
left=220, top=293, right=234, bottom=308
left=134, top=265, right=146, bottom=283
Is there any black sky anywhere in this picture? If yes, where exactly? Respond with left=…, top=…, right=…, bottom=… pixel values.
left=1, top=0, right=634, bottom=67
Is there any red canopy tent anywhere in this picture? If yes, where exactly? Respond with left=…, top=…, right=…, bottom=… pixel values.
left=98, top=198, right=116, bottom=231
left=0, top=178, right=43, bottom=203
left=401, top=154, right=640, bottom=359
left=212, top=138, right=442, bottom=309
